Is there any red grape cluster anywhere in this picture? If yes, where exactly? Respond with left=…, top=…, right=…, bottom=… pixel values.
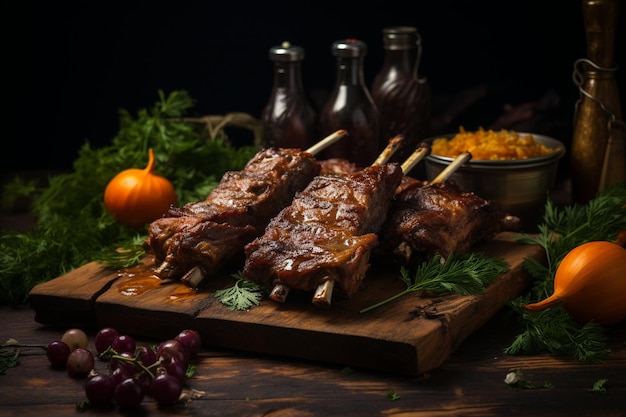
left=46, top=328, right=94, bottom=378
left=46, top=327, right=201, bottom=408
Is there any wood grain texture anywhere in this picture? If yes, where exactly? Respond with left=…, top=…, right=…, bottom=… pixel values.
left=28, top=232, right=543, bottom=376
left=3, top=305, right=625, bottom=417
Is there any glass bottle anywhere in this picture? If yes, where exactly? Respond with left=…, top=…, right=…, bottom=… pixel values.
left=371, top=26, right=431, bottom=163
left=261, top=41, right=318, bottom=150
left=571, top=0, right=625, bottom=203
left=319, top=39, right=381, bottom=167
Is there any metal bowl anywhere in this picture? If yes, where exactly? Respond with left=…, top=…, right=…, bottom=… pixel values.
left=423, top=133, right=566, bottom=230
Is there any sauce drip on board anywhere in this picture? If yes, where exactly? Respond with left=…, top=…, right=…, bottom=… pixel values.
left=116, top=262, right=199, bottom=300
left=117, top=263, right=163, bottom=296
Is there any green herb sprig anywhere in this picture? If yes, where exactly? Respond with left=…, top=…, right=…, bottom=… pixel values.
left=505, top=182, right=626, bottom=361
left=589, top=378, right=608, bottom=394
left=360, top=252, right=509, bottom=313
left=1, top=338, right=47, bottom=374
left=214, top=273, right=268, bottom=311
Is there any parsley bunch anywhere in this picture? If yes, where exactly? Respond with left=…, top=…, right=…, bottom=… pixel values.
left=0, top=90, right=259, bottom=306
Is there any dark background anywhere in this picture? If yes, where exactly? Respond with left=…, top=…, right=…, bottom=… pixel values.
left=7, top=1, right=626, bottom=174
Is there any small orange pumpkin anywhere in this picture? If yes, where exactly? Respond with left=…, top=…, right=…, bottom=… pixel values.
left=522, top=241, right=626, bottom=326
left=104, top=148, right=177, bottom=229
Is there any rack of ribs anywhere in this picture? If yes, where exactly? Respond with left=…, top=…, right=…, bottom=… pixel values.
left=377, top=152, right=521, bottom=266
left=142, top=130, right=348, bottom=286
left=242, top=141, right=431, bottom=307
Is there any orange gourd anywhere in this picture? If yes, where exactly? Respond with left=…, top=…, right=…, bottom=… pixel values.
left=522, top=241, right=626, bottom=326
left=104, top=148, right=177, bottom=229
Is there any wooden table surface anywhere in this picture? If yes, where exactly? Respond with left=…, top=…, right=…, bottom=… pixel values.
left=2, top=303, right=625, bottom=417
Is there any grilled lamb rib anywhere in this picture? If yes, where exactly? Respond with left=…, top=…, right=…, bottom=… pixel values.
left=242, top=162, right=404, bottom=301
left=143, top=131, right=347, bottom=283
left=377, top=176, right=520, bottom=265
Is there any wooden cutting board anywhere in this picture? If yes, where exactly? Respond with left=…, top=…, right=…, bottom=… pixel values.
left=28, top=232, right=543, bottom=376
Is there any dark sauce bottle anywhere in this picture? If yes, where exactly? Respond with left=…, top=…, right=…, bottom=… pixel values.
left=371, top=26, right=431, bottom=163
left=319, top=39, right=381, bottom=167
left=261, top=41, right=318, bottom=150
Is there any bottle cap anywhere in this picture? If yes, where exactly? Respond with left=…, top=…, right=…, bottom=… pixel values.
left=331, top=39, right=367, bottom=57
left=382, top=26, right=419, bottom=50
left=269, top=41, right=305, bottom=62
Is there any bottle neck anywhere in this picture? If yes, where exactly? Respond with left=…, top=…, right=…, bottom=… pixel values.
left=382, top=47, right=419, bottom=76
left=272, top=61, right=305, bottom=91
left=334, top=55, right=366, bottom=87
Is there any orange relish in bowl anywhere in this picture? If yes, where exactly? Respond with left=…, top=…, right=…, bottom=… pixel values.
left=431, top=127, right=559, bottom=160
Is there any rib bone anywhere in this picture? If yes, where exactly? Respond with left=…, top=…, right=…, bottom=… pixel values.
left=431, top=151, right=471, bottom=184
left=306, top=129, right=348, bottom=156
left=311, top=279, right=334, bottom=308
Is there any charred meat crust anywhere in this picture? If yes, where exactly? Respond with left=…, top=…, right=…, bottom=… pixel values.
left=243, top=163, right=404, bottom=297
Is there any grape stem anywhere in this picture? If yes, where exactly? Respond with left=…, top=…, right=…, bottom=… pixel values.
left=105, top=348, right=167, bottom=380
